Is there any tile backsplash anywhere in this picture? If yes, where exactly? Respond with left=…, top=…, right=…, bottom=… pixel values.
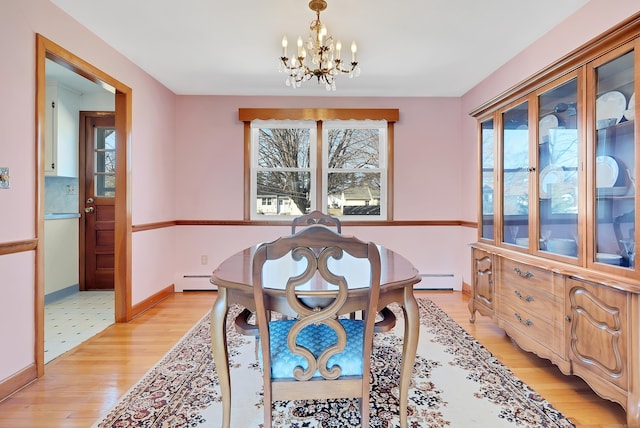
left=45, top=176, right=79, bottom=214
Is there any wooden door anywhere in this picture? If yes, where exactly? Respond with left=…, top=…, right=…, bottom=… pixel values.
left=80, top=113, right=115, bottom=290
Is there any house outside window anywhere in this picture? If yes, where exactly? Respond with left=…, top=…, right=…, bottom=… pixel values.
left=250, top=118, right=388, bottom=220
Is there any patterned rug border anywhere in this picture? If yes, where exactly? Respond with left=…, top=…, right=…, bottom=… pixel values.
left=92, top=298, right=576, bottom=428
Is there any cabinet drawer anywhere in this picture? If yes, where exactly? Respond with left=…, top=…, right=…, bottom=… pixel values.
left=500, top=259, right=554, bottom=295
left=500, top=278, right=558, bottom=319
left=498, top=299, right=561, bottom=351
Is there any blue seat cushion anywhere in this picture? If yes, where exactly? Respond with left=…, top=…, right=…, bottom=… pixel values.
left=259, top=319, right=365, bottom=379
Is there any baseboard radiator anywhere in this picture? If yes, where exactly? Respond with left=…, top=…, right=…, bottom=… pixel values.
left=415, top=273, right=460, bottom=290
left=175, top=274, right=217, bottom=292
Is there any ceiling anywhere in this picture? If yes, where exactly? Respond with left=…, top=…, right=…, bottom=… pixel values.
left=46, top=59, right=110, bottom=95
left=49, top=0, right=590, bottom=98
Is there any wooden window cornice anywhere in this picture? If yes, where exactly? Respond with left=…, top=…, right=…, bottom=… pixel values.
left=238, top=108, right=399, bottom=122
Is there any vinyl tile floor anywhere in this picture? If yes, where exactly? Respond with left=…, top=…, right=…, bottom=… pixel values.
left=44, top=290, right=115, bottom=363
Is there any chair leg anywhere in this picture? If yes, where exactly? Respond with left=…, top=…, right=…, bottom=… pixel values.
left=360, top=397, right=369, bottom=428
left=254, top=309, right=272, bottom=360
left=264, top=399, right=272, bottom=428
left=254, top=335, right=260, bottom=360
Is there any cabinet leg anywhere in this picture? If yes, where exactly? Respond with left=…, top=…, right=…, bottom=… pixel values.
left=468, top=298, right=476, bottom=323
left=628, top=390, right=640, bottom=427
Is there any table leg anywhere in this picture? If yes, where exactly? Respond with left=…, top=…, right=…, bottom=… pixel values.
left=400, top=288, right=419, bottom=428
left=210, top=288, right=230, bottom=428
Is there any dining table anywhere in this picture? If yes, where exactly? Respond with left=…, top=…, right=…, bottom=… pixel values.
left=209, top=242, right=421, bottom=428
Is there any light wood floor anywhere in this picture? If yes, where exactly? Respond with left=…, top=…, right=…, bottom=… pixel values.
left=0, top=290, right=629, bottom=428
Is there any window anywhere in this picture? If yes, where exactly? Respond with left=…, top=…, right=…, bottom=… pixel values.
left=251, top=120, right=315, bottom=218
left=95, top=125, right=116, bottom=197
left=322, top=120, right=386, bottom=218
left=242, top=109, right=397, bottom=221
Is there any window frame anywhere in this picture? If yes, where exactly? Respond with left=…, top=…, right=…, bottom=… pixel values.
left=322, top=120, right=388, bottom=220
left=250, top=119, right=317, bottom=218
left=240, top=108, right=398, bottom=222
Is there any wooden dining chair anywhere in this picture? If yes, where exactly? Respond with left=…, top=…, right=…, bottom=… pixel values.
left=235, top=212, right=396, bottom=357
left=252, top=225, right=381, bottom=428
left=291, top=210, right=342, bottom=234
left=236, top=210, right=342, bottom=342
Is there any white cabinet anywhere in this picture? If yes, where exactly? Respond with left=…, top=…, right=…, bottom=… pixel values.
left=45, top=82, right=79, bottom=177
left=44, top=217, right=79, bottom=295
left=44, top=83, right=57, bottom=175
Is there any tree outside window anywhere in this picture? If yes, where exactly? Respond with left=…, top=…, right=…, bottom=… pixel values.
left=250, top=119, right=387, bottom=220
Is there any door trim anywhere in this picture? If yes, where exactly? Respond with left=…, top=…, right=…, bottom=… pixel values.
left=36, top=34, right=133, bottom=376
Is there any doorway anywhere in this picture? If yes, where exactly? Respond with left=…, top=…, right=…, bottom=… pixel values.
left=36, top=34, right=132, bottom=376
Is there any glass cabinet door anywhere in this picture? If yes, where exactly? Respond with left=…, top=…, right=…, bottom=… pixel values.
left=480, top=119, right=495, bottom=241
left=502, top=101, right=530, bottom=246
left=593, top=48, right=636, bottom=269
left=538, top=77, right=579, bottom=257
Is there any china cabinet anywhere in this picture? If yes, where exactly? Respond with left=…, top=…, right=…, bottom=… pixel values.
left=469, top=14, right=640, bottom=426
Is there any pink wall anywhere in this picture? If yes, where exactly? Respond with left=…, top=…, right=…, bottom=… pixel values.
left=0, top=0, right=177, bottom=384
left=174, top=96, right=462, bottom=220
left=0, top=253, right=35, bottom=378
left=172, top=96, right=470, bottom=283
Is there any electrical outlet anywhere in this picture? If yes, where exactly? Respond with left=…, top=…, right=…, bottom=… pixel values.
left=200, top=255, right=208, bottom=265
left=0, top=167, right=9, bottom=189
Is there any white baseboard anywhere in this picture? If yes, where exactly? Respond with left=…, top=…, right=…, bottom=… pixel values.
left=415, top=273, right=460, bottom=290
left=175, top=274, right=217, bottom=291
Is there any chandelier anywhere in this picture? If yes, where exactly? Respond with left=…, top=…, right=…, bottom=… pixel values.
left=279, top=0, right=360, bottom=91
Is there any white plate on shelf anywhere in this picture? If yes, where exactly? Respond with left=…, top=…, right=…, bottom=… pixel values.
left=539, top=114, right=559, bottom=144
left=539, top=164, right=564, bottom=198
left=596, top=253, right=622, bottom=264
left=625, top=92, right=635, bottom=121
left=596, top=155, right=619, bottom=188
left=596, top=91, right=627, bottom=124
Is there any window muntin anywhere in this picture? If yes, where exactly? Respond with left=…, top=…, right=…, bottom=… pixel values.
left=250, top=119, right=388, bottom=220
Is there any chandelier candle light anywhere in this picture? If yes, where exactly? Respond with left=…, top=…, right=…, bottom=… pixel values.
left=279, top=0, right=360, bottom=91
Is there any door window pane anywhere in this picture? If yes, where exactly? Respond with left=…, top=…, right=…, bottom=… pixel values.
left=94, top=127, right=115, bottom=197
left=594, top=50, right=635, bottom=268
left=539, top=78, right=579, bottom=256
left=502, top=102, right=529, bottom=246
left=481, top=119, right=494, bottom=240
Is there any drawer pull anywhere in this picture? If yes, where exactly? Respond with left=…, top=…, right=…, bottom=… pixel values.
left=514, top=290, right=534, bottom=302
left=514, top=267, right=533, bottom=279
left=514, top=312, right=533, bottom=327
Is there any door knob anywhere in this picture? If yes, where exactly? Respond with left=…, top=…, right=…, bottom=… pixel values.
left=84, top=207, right=94, bottom=213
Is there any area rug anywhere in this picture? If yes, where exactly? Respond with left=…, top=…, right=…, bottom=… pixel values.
left=92, top=298, right=575, bottom=427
